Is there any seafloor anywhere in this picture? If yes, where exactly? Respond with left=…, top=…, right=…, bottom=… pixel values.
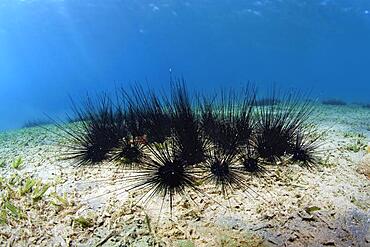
left=0, top=105, right=369, bottom=246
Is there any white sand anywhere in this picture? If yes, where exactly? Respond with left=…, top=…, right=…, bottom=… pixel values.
left=0, top=105, right=369, bottom=246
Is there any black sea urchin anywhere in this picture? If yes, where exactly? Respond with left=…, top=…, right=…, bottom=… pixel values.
left=240, top=146, right=267, bottom=175
left=288, top=130, right=322, bottom=168
left=200, top=88, right=256, bottom=154
left=58, top=95, right=127, bottom=166
left=121, top=85, right=172, bottom=144
left=123, top=104, right=147, bottom=140
left=170, top=81, right=207, bottom=166
left=126, top=141, right=200, bottom=212
left=111, top=137, right=146, bottom=166
left=254, top=90, right=316, bottom=163
left=202, top=149, right=247, bottom=198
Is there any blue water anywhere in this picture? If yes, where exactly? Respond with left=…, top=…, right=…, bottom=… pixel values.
left=0, top=0, right=369, bottom=131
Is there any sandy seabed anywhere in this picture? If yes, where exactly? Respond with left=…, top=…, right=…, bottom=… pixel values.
left=0, top=105, right=369, bottom=247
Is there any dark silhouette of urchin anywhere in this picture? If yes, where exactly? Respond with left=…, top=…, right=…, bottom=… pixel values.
left=254, top=90, right=316, bottom=163
left=126, top=141, right=201, bottom=212
left=242, top=157, right=261, bottom=173
left=142, top=92, right=172, bottom=144
left=121, top=85, right=172, bottom=144
left=169, top=81, right=208, bottom=166
left=199, top=87, right=256, bottom=154
left=123, top=104, right=147, bottom=140
left=57, top=95, right=128, bottom=166
left=240, top=147, right=268, bottom=176
left=201, top=149, right=247, bottom=198
left=110, top=137, right=146, bottom=166
left=288, top=130, right=323, bottom=168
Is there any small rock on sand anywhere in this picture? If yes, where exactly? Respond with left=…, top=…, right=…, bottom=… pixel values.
left=357, top=154, right=370, bottom=179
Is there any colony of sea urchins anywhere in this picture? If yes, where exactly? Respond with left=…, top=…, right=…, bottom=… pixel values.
left=57, top=81, right=323, bottom=212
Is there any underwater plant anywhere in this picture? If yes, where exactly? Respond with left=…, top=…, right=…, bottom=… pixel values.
left=169, top=81, right=208, bottom=166
left=11, top=157, right=24, bottom=170
left=56, top=95, right=128, bottom=166
left=126, top=141, right=201, bottom=212
left=254, top=90, right=316, bottom=163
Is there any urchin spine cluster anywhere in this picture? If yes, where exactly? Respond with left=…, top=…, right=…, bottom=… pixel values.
left=57, top=81, right=323, bottom=211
